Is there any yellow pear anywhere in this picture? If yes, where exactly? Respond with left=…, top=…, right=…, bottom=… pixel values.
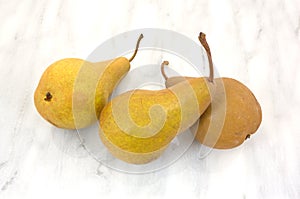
left=34, top=34, right=143, bottom=129
left=99, top=61, right=214, bottom=164
left=163, top=32, right=262, bottom=149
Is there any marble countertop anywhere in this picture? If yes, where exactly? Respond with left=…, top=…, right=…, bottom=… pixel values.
left=1, top=0, right=300, bottom=198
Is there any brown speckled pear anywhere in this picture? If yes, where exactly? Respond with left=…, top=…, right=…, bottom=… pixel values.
left=164, top=32, right=262, bottom=149
left=99, top=61, right=214, bottom=164
left=34, top=34, right=143, bottom=129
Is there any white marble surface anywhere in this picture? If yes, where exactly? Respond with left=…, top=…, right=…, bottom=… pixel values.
left=1, top=0, right=300, bottom=198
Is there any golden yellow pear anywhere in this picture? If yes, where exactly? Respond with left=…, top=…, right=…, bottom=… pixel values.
left=164, top=32, right=262, bottom=149
left=99, top=61, right=214, bottom=164
left=34, top=34, right=143, bottom=129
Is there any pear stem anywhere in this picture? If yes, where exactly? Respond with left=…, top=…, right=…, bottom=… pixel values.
left=198, top=32, right=214, bottom=82
left=161, top=60, right=169, bottom=81
left=129, top=34, right=144, bottom=62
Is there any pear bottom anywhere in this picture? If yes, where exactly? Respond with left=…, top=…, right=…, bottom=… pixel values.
left=99, top=132, right=168, bottom=164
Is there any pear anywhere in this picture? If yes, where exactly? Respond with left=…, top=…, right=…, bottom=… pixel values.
left=34, top=34, right=143, bottom=129
left=163, top=32, right=262, bottom=149
left=99, top=61, right=214, bottom=164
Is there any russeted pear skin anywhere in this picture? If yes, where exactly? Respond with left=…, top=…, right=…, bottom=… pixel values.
left=164, top=32, right=262, bottom=149
left=99, top=76, right=213, bottom=164
left=34, top=57, right=130, bottom=129
left=165, top=77, right=262, bottom=148
left=195, top=77, right=262, bottom=149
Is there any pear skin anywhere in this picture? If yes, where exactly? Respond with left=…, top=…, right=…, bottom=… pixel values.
left=34, top=57, right=130, bottom=129
left=99, top=61, right=214, bottom=164
left=34, top=34, right=143, bottom=129
left=195, top=77, right=262, bottom=149
left=166, top=77, right=262, bottom=149
left=164, top=32, right=262, bottom=149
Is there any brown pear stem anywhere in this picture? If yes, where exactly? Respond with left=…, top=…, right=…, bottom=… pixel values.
left=129, top=34, right=144, bottom=62
left=161, top=61, right=169, bottom=80
left=198, top=32, right=214, bottom=82
left=161, top=60, right=169, bottom=80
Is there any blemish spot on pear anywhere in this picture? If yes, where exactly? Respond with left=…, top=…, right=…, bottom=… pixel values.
left=44, top=92, right=52, bottom=101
